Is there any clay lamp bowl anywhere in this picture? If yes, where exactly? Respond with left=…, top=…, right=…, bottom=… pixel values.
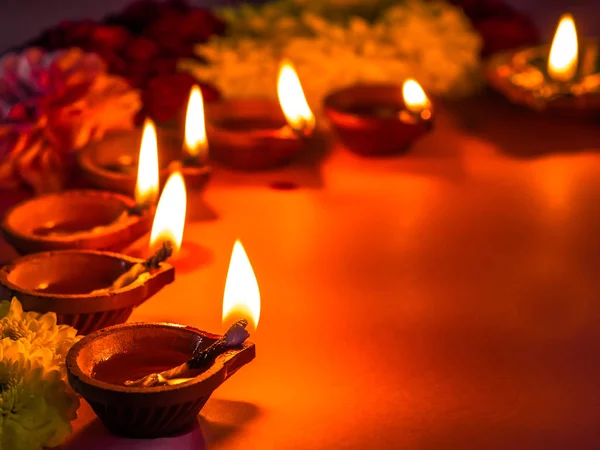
left=1, top=190, right=152, bottom=255
left=323, top=81, right=434, bottom=156
left=67, top=322, right=255, bottom=438
left=485, top=15, right=600, bottom=117
left=205, top=98, right=314, bottom=171
left=0, top=250, right=174, bottom=334
left=78, top=126, right=210, bottom=195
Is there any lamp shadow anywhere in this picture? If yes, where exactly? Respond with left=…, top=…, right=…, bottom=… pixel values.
left=443, top=90, right=600, bottom=159
left=63, top=399, right=259, bottom=450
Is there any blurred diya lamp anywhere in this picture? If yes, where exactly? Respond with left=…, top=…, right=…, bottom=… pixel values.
left=1, top=134, right=161, bottom=255
left=66, top=240, right=259, bottom=438
left=324, top=80, right=433, bottom=156
left=1, top=190, right=153, bottom=255
left=79, top=98, right=211, bottom=195
left=486, top=14, right=600, bottom=115
left=0, top=245, right=174, bottom=334
left=205, top=60, right=316, bottom=170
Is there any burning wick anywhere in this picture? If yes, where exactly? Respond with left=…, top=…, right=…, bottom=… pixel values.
left=125, top=240, right=259, bottom=387
left=125, top=320, right=250, bottom=387
left=277, top=60, right=315, bottom=137
left=91, top=241, right=173, bottom=293
left=182, top=85, right=209, bottom=166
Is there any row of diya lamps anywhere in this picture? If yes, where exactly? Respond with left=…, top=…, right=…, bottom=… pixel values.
left=486, top=13, right=600, bottom=115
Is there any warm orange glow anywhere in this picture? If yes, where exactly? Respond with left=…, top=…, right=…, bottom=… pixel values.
left=277, top=60, right=315, bottom=133
left=184, top=85, right=208, bottom=160
left=149, top=171, right=187, bottom=252
left=548, top=14, right=578, bottom=82
left=222, top=240, right=261, bottom=331
left=135, top=119, right=160, bottom=207
left=402, top=79, right=431, bottom=114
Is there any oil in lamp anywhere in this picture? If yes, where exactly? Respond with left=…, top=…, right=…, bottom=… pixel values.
left=324, top=79, right=434, bottom=156
left=66, top=240, right=259, bottom=438
left=486, top=13, right=600, bottom=115
left=205, top=59, right=316, bottom=170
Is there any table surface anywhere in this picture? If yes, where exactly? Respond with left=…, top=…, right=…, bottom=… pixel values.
left=1, top=93, right=600, bottom=450
left=1, top=2, right=600, bottom=450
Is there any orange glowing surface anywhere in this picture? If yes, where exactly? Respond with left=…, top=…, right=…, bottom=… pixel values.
left=184, top=85, right=208, bottom=160
left=402, top=79, right=431, bottom=114
left=134, top=119, right=160, bottom=207
left=548, top=14, right=578, bottom=82
left=277, top=60, right=315, bottom=133
left=149, top=171, right=187, bottom=252
left=222, top=240, right=260, bottom=331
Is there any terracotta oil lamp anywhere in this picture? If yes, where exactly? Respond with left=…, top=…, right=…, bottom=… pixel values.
left=1, top=126, right=161, bottom=255
left=486, top=14, right=600, bottom=115
left=205, top=60, right=316, bottom=170
left=67, top=240, right=259, bottom=438
left=79, top=94, right=211, bottom=194
left=324, top=79, right=434, bottom=156
left=0, top=248, right=174, bottom=334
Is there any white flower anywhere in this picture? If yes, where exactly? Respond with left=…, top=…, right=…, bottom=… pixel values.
left=0, top=338, right=79, bottom=450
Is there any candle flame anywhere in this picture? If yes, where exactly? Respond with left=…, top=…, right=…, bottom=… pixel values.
left=402, top=79, right=431, bottom=114
left=277, top=60, right=315, bottom=133
left=548, top=14, right=578, bottom=82
left=135, top=119, right=160, bottom=207
left=184, top=85, right=208, bottom=160
left=149, top=171, right=187, bottom=252
left=222, top=240, right=261, bottom=331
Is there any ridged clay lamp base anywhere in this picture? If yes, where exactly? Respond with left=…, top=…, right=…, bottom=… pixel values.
left=67, top=322, right=255, bottom=438
left=0, top=250, right=174, bottom=334
left=324, top=84, right=433, bottom=156
left=205, top=98, right=307, bottom=171
left=1, top=190, right=153, bottom=255
left=78, top=128, right=211, bottom=194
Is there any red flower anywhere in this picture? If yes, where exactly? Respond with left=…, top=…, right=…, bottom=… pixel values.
left=89, top=25, right=130, bottom=51
left=125, top=37, right=159, bottom=62
left=142, top=73, right=220, bottom=123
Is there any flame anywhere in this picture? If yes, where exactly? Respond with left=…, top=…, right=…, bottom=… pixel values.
left=548, top=14, right=578, bottom=82
left=222, top=240, right=261, bottom=331
left=184, top=85, right=208, bottom=160
left=277, top=60, right=315, bottom=133
left=149, top=171, right=187, bottom=252
left=402, top=79, right=431, bottom=114
left=135, top=119, right=160, bottom=207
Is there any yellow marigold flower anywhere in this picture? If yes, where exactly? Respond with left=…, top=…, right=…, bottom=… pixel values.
left=0, top=338, right=79, bottom=450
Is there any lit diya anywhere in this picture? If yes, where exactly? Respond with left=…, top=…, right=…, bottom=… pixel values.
left=66, top=240, right=259, bottom=438
left=205, top=60, right=316, bottom=170
left=323, top=80, right=433, bottom=156
left=0, top=244, right=174, bottom=334
left=78, top=89, right=211, bottom=194
left=486, top=14, right=600, bottom=115
left=0, top=132, right=160, bottom=255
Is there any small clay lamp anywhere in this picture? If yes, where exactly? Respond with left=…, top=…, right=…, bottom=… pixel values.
left=324, top=79, right=434, bottom=156
left=0, top=247, right=174, bottom=334
left=79, top=112, right=210, bottom=195
left=205, top=60, right=316, bottom=170
left=1, top=126, right=162, bottom=255
left=486, top=14, right=600, bottom=115
left=67, top=240, right=259, bottom=438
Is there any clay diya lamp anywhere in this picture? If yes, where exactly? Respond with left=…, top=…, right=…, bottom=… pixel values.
left=0, top=246, right=174, bottom=334
left=1, top=190, right=154, bottom=255
left=205, top=60, right=316, bottom=170
left=66, top=240, right=260, bottom=438
left=485, top=14, right=600, bottom=116
left=324, top=79, right=434, bottom=156
left=78, top=117, right=210, bottom=195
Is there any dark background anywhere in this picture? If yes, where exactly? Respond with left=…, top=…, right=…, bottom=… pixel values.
left=0, top=0, right=598, bottom=54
